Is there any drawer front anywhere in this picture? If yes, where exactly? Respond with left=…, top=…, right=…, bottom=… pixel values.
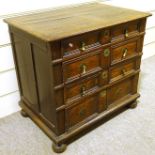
left=107, top=77, right=133, bottom=105
left=66, top=95, right=97, bottom=129
left=64, top=71, right=108, bottom=103
left=66, top=91, right=107, bottom=129
left=62, top=31, right=99, bottom=57
left=112, top=20, right=140, bottom=42
left=62, top=30, right=110, bottom=58
left=110, top=59, right=139, bottom=82
left=111, top=39, right=138, bottom=64
left=63, top=52, right=102, bottom=82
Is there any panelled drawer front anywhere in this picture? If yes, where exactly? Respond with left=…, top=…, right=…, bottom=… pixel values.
left=111, top=20, right=140, bottom=42
left=62, top=30, right=110, bottom=58
left=107, top=77, right=133, bottom=105
left=110, top=59, right=139, bottom=82
left=62, top=32, right=99, bottom=57
left=62, top=31, right=99, bottom=57
left=111, top=39, right=138, bottom=64
left=65, top=90, right=107, bottom=129
left=66, top=95, right=97, bottom=129
left=64, top=71, right=108, bottom=103
left=63, top=51, right=102, bottom=82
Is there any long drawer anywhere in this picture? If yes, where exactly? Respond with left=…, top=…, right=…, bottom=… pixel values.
left=64, top=71, right=108, bottom=103
left=62, top=48, right=110, bottom=83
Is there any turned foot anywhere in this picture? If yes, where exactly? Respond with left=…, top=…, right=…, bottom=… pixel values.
left=20, top=109, right=28, bottom=117
left=52, top=143, right=67, bottom=153
left=128, top=101, right=138, bottom=109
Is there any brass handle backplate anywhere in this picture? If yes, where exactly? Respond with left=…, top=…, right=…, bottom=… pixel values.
left=81, top=85, right=86, bottom=96
left=81, top=42, right=86, bottom=51
left=121, top=68, right=126, bottom=75
left=80, top=64, right=87, bottom=74
left=122, top=48, right=128, bottom=59
left=124, top=29, right=129, bottom=37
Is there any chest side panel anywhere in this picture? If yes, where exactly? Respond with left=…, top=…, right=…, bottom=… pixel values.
left=10, top=28, right=57, bottom=132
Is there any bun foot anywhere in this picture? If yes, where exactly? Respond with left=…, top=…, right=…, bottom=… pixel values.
left=128, top=101, right=138, bottom=109
left=52, top=143, right=67, bottom=153
left=20, top=110, right=28, bottom=117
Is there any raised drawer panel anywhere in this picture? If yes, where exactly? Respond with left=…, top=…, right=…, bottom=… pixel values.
left=111, top=20, right=140, bottom=42
left=111, top=38, right=138, bottom=64
left=110, top=59, right=139, bottom=82
left=64, top=71, right=108, bottom=103
left=107, top=77, right=135, bottom=105
left=63, top=52, right=102, bottom=82
left=65, top=76, right=99, bottom=103
left=62, top=29, right=111, bottom=58
left=65, top=95, right=98, bottom=129
left=62, top=31, right=100, bottom=57
left=65, top=90, right=107, bottom=129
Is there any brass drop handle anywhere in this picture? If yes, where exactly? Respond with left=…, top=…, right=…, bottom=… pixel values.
left=121, top=68, right=126, bottom=75
left=122, top=48, right=128, bottom=59
left=81, top=42, right=86, bottom=51
left=80, top=85, right=86, bottom=96
left=124, top=29, right=129, bottom=37
left=80, top=64, right=87, bottom=74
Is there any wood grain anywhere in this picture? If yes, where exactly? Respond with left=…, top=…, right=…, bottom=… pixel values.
left=4, top=3, right=151, bottom=41
left=5, top=2, right=151, bottom=153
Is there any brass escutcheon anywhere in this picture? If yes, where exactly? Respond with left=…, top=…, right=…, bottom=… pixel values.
left=81, top=85, right=86, bottom=96
left=80, top=42, right=86, bottom=51
left=103, top=48, right=110, bottom=57
left=101, top=71, right=108, bottom=79
left=124, top=29, right=129, bottom=37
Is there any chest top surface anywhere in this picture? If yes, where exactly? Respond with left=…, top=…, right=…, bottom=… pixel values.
left=4, top=2, right=151, bottom=41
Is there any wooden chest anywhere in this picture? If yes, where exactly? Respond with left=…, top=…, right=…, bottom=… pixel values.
left=4, top=3, right=151, bottom=153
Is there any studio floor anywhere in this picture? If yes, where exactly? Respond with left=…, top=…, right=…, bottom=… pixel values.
left=0, top=56, right=155, bottom=155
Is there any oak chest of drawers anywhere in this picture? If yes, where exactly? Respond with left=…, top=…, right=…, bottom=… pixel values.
left=4, top=3, right=151, bottom=153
